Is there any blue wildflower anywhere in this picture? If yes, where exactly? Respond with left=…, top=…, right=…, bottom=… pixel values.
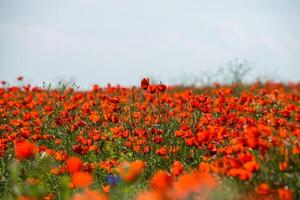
left=106, top=174, right=120, bottom=185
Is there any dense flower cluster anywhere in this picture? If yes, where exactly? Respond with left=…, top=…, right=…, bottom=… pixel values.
left=0, top=78, right=299, bottom=199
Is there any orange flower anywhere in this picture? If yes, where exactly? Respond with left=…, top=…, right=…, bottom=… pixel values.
left=136, top=190, right=163, bottom=200
left=244, top=161, right=259, bottom=172
left=102, top=185, right=110, bottom=193
left=54, top=151, right=68, bottom=161
left=71, top=190, right=108, bottom=200
left=171, top=172, right=217, bottom=199
left=141, top=78, right=150, bottom=90
left=17, top=196, right=36, bottom=200
left=71, top=172, right=93, bottom=188
left=279, top=161, right=288, bottom=172
left=198, top=162, right=210, bottom=173
left=66, top=156, right=83, bottom=173
left=278, top=188, right=293, bottom=200
left=26, top=178, right=40, bottom=185
left=156, top=147, right=167, bottom=156
left=171, top=161, right=184, bottom=176
left=44, top=193, right=55, bottom=200
left=89, top=112, right=100, bottom=123
left=150, top=170, right=173, bottom=192
left=50, top=167, right=63, bottom=175
left=119, top=160, right=145, bottom=182
left=238, top=169, right=251, bottom=181
left=256, top=183, right=270, bottom=195
left=14, top=140, right=37, bottom=160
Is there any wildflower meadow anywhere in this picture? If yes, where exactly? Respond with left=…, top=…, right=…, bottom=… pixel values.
left=0, top=77, right=299, bottom=200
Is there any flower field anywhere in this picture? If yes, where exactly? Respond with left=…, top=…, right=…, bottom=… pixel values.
left=0, top=78, right=299, bottom=200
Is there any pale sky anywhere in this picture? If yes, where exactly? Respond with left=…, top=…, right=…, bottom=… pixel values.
left=0, top=0, right=300, bottom=88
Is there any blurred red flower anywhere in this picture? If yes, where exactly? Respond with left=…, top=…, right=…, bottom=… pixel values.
left=66, top=156, right=83, bottom=173
left=72, top=172, right=93, bottom=188
left=14, top=140, right=37, bottom=160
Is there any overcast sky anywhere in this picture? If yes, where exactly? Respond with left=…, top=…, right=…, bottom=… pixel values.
left=0, top=0, right=300, bottom=88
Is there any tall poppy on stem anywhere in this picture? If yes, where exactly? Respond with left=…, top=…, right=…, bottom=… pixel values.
left=141, top=78, right=150, bottom=90
left=157, top=83, right=166, bottom=92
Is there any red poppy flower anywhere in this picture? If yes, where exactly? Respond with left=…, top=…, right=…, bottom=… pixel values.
left=66, top=156, right=83, bottom=173
left=141, top=78, right=150, bottom=90
left=157, top=83, right=166, bottom=92
left=148, top=85, right=156, bottom=94
left=150, top=170, right=173, bottom=191
left=256, top=183, right=270, bottom=195
left=14, top=140, right=37, bottom=160
left=278, top=188, right=293, bottom=200
left=171, top=161, right=184, bottom=176
left=71, top=172, right=93, bottom=188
